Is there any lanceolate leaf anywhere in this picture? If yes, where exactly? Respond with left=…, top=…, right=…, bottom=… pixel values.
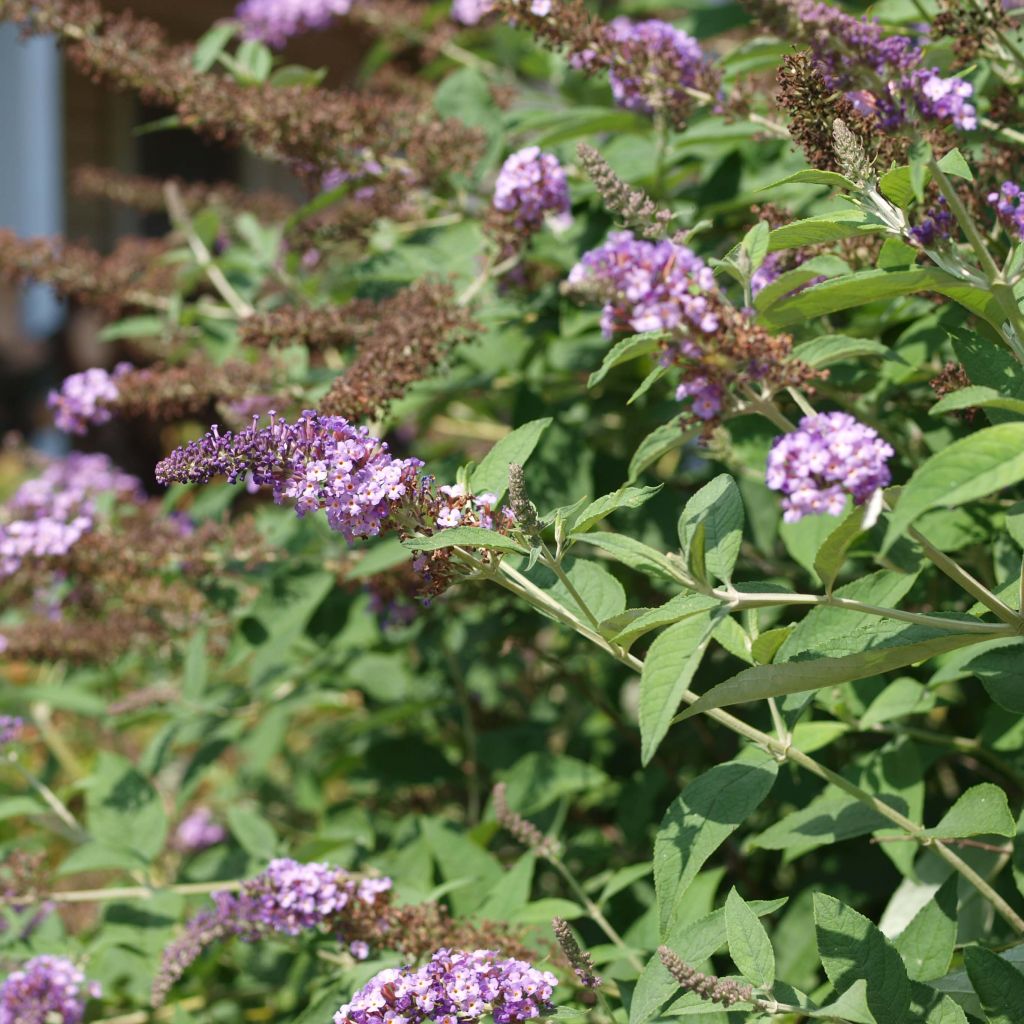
left=792, top=334, right=891, bottom=368
left=884, top=424, right=1024, bottom=548
left=628, top=419, right=696, bottom=481
left=929, top=385, right=1024, bottom=418
left=588, top=332, right=666, bottom=389
left=654, top=748, right=779, bottom=934
left=963, top=946, right=1024, bottom=1024
left=725, top=887, right=776, bottom=988
left=469, top=417, right=553, bottom=499
left=674, top=627, right=986, bottom=722
left=677, top=474, right=745, bottom=584
left=612, top=592, right=721, bottom=649
left=572, top=485, right=663, bottom=536
left=403, top=528, right=528, bottom=554
left=639, top=612, right=719, bottom=764
left=814, top=893, right=910, bottom=1024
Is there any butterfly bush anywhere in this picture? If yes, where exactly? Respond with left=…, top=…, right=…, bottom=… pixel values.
left=0, top=453, right=142, bottom=578
left=989, top=181, right=1024, bottom=239
left=235, top=0, right=354, bottom=46
left=766, top=412, right=894, bottom=521
left=0, top=956, right=100, bottom=1024
left=172, top=807, right=228, bottom=853
left=155, top=411, right=424, bottom=541
left=603, top=18, right=709, bottom=117
left=492, top=147, right=572, bottom=235
left=333, top=948, right=558, bottom=1024
left=48, top=364, right=131, bottom=435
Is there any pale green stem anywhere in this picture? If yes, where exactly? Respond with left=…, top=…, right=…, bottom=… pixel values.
left=7, top=756, right=87, bottom=841
left=45, top=879, right=246, bottom=904
left=449, top=550, right=1024, bottom=933
left=928, top=155, right=1024, bottom=365
left=164, top=181, right=255, bottom=320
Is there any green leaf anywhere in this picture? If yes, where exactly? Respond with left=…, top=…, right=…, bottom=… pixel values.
left=937, top=147, right=973, bottom=181
left=675, top=626, right=985, bottom=721
left=227, top=804, right=278, bottom=860
left=611, top=592, right=721, bottom=649
left=814, top=893, right=910, bottom=1024
left=98, top=315, right=166, bottom=342
left=588, top=332, right=665, bottom=388
left=192, top=21, right=239, bottom=72
left=627, top=364, right=668, bottom=405
left=813, top=503, right=875, bottom=593
left=677, top=475, right=745, bottom=584
left=751, top=627, right=792, bottom=665
left=877, top=237, right=919, bottom=269
left=880, top=165, right=928, bottom=210
left=573, top=485, right=663, bottom=535
left=628, top=418, right=695, bottom=481
left=85, top=753, right=168, bottom=862
left=753, top=255, right=850, bottom=311
left=759, top=267, right=1001, bottom=331
left=759, top=169, right=857, bottom=191
left=268, top=64, right=327, bottom=87
left=500, top=752, right=609, bottom=814
left=290, top=989, right=351, bottom=1024
left=953, top=330, right=1024, bottom=426
left=345, top=538, right=410, bottom=580
left=547, top=559, right=626, bottom=622
left=910, top=140, right=932, bottom=203
left=639, top=612, right=718, bottom=765
left=766, top=209, right=880, bottom=252
left=470, top=418, right=552, bottom=500
left=921, top=783, right=1016, bottom=839
left=740, top=220, right=770, bottom=274
left=477, top=855, right=536, bottom=920
left=894, top=876, right=957, bottom=982
left=574, top=532, right=682, bottom=583
left=930, top=385, right=1024, bottom=418
left=403, top=528, right=528, bottom=554
left=233, top=39, right=273, bottom=82
left=654, top=748, right=778, bottom=935
left=806, top=979, right=877, bottom=1022
left=957, top=641, right=1024, bottom=711
left=726, top=888, right=776, bottom=988
left=792, top=334, right=890, bottom=369
left=884, top=424, right=1024, bottom=547
left=0, top=796, right=48, bottom=820
left=964, top=946, right=1024, bottom=1024
left=182, top=629, right=208, bottom=701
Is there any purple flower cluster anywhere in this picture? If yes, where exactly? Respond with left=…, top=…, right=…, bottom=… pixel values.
left=675, top=377, right=722, bottom=421
left=910, top=196, right=954, bottom=246
left=908, top=69, right=976, bottom=130
left=155, top=858, right=394, bottom=1004
left=567, top=231, right=717, bottom=339
left=235, top=0, right=353, bottom=47
left=1, top=453, right=143, bottom=578
left=0, top=716, right=24, bottom=747
left=988, top=181, right=1024, bottom=239
left=173, top=808, right=228, bottom=853
left=785, top=1, right=975, bottom=131
left=750, top=252, right=783, bottom=299
left=766, top=411, right=894, bottom=522
left=493, top=147, right=572, bottom=235
left=604, top=18, right=708, bottom=116
left=48, top=363, right=131, bottom=436
left=155, top=411, right=423, bottom=542
left=436, top=484, right=501, bottom=529
left=334, top=948, right=559, bottom=1024
left=0, top=955, right=101, bottom=1024
left=214, top=858, right=393, bottom=939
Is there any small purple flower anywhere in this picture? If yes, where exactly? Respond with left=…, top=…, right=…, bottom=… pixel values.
left=0, top=716, right=23, bottom=747
left=173, top=808, right=228, bottom=853
left=910, top=197, right=954, bottom=246
left=766, top=411, right=894, bottom=522
left=1, top=453, right=143, bottom=579
left=604, top=18, right=709, bottom=116
left=987, top=181, right=1024, bottom=239
left=909, top=68, right=976, bottom=130
left=334, top=948, right=559, bottom=1024
left=47, top=364, right=131, bottom=436
left=567, top=230, right=717, bottom=339
left=0, top=955, right=100, bottom=1024
left=155, top=411, right=424, bottom=542
left=235, top=0, right=353, bottom=47
left=452, top=0, right=493, bottom=22
left=493, top=147, right=571, bottom=235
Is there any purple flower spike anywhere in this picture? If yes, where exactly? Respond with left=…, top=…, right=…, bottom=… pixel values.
left=47, top=364, right=131, bottom=436
left=605, top=18, right=708, bottom=116
left=567, top=230, right=716, bottom=339
left=766, top=411, right=894, bottom=522
left=235, top=0, right=354, bottom=47
left=0, top=955, right=101, bottom=1024
left=155, top=411, right=423, bottom=542
left=493, top=147, right=572, bottom=235
left=334, top=948, right=559, bottom=1024
left=988, top=181, right=1024, bottom=240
